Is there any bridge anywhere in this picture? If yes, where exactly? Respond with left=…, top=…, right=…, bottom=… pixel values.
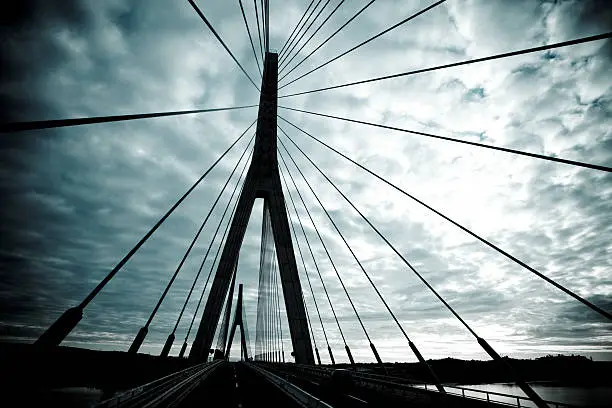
left=1, top=1, right=611, bottom=407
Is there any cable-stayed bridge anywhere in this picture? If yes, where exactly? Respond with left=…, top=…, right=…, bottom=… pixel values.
left=1, top=1, right=611, bottom=407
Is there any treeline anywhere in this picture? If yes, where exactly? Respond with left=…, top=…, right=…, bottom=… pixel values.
left=336, top=355, right=612, bottom=386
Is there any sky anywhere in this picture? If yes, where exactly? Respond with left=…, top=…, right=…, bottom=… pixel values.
left=0, top=0, right=611, bottom=364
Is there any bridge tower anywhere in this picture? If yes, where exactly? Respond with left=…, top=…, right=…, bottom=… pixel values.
left=224, top=284, right=249, bottom=361
left=189, top=52, right=314, bottom=364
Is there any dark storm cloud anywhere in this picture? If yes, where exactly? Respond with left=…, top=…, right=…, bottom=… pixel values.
left=0, top=0, right=91, bottom=122
left=515, top=295, right=612, bottom=352
left=0, top=0, right=259, bottom=352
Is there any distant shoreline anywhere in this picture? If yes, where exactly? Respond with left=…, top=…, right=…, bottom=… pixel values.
left=335, top=355, right=612, bottom=387
left=1, top=343, right=611, bottom=390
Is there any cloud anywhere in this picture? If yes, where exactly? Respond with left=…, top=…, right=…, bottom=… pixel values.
left=1, top=0, right=610, bottom=364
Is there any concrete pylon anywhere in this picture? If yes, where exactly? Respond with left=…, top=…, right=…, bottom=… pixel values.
left=189, top=52, right=314, bottom=364
left=224, top=284, right=249, bottom=361
left=215, top=262, right=237, bottom=358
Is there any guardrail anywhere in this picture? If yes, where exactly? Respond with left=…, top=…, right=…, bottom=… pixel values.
left=348, top=371, right=576, bottom=407
left=247, top=363, right=332, bottom=408
left=94, top=360, right=223, bottom=408
left=260, top=363, right=576, bottom=408
left=420, top=384, right=575, bottom=408
left=349, top=370, right=577, bottom=408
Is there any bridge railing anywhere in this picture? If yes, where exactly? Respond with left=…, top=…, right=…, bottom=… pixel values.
left=259, top=363, right=576, bottom=408
left=337, top=369, right=576, bottom=408
left=420, top=384, right=575, bottom=408
left=95, top=360, right=223, bottom=407
left=247, top=363, right=333, bottom=408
